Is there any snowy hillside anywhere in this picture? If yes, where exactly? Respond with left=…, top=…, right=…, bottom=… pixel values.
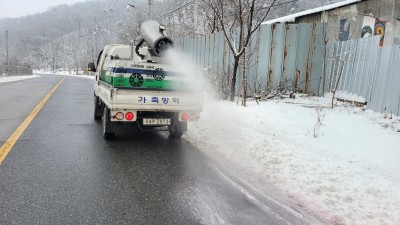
left=0, top=75, right=39, bottom=83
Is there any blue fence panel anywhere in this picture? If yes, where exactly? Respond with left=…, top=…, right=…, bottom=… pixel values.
left=205, top=34, right=211, bottom=69
left=178, top=22, right=399, bottom=115
left=201, top=35, right=206, bottom=68
left=384, top=48, right=400, bottom=114
left=257, top=24, right=272, bottom=92
left=191, top=37, right=197, bottom=64
left=216, top=32, right=224, bottom=76
left=283, top=24, right=298, bottom=92
left=209, top=33, right=215, bottom=68
left=248, top=28, right=259, bottom=93
left=296, top=23, right=313, bottom=93
left=325, top=35, right=400, bottom=115
left=178, top=23, right=327, bottom=95
left=309, top=23, right=325, bottom=95
left=269, top=24, right=285, bottom=90
left=224, top=35, right=231, bottom=76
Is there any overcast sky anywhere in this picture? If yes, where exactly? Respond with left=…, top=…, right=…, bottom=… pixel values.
left=0, top=0, right=86, bottom=19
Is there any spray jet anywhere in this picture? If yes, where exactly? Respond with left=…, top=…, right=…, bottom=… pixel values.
left=135, top=20, right=174, bottom=59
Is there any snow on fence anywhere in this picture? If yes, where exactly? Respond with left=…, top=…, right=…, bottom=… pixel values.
left=325, top=36, right=400, bottom=116
left=175, top=23, right=326, bottom=95
left=0, top=65, right=33, bottom=77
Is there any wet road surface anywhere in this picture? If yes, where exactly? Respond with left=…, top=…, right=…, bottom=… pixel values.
left=0, top=75, right=320, bottom=224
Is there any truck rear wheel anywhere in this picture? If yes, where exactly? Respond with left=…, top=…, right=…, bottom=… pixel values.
left=102, top=107, right=115, bottom=140
left=169, top=130, right=183, bottom=139
left=169, top=121, right=186, bottom=139
left=94, top=95, right=103, bottom=120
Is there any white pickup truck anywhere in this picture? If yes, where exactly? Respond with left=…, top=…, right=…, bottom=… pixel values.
left=88, top=20, right=202, bottom=140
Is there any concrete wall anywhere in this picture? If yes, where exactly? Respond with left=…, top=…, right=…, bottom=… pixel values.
left=357, top=0, right=395, bottom=21
left=395, top=0, right=400, bottom=19
left=295, top=0, right=399, bottom=46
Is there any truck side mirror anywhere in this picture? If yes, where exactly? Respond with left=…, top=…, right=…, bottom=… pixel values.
left=87, top=62, right=96, bottom=72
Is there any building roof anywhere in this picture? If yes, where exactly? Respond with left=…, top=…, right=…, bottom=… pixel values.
left=263, top=0, right=361, bottom=24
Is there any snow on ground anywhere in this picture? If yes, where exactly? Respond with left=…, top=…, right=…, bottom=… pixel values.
left=0, top=75, right=40, bottom=83
left=184, top=93, right=400, bottom=225
left=33, top=70, right=95, bottom=80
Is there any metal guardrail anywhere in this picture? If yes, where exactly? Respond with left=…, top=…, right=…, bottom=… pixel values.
left=0, top=65, right=33, bottom=77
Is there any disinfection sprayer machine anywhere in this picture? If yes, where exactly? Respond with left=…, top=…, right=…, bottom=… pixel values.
left=88, top=20, right=202, bottom=140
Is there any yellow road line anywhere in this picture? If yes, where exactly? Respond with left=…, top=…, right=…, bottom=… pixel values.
left=0, top=78, right=65, bottom=164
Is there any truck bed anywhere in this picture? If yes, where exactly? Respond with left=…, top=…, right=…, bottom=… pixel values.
left=95, top=81, right=203, bottom=112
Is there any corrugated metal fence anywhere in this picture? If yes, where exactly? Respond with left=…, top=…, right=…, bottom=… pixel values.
left=175, top=23, right=326, bottom=95
left=325, top=36, right=400, bottom=115
left=176, top=23, right=400, bottom=115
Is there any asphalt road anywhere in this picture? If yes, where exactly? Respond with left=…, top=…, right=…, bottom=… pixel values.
left=0, top=75, right=320, bottom=225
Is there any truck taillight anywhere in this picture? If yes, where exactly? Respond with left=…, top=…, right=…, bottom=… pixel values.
left=125, top=112, right=134, bottom=121
left=115, top=112, right=124, bottom=120
left=181, top=113, right=188, bottom=121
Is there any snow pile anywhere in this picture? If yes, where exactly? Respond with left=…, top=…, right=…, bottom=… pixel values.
left=184, top=94, right=400, bottom=225
left=334, top=91, right=366, bottom=103
left=0, top=75, right=40, bottom=83
left=34, top=70, right=94, bottom=80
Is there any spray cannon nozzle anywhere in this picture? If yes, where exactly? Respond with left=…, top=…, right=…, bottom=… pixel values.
left=154, top=38, right=173, bottom=54
left=140, top=20, right=174, bottom=56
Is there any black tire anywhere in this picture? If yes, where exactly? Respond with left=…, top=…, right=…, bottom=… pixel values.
left=169, top=119, right=186, bottom=139
left=94, top=95, right=103, bottom=121
left=169, top=130, right=183, bottom=139
left=102, top=107, right=115, bottom=140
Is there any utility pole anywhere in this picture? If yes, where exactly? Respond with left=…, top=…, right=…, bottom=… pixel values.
left=5, top=30, right=9, bottom=73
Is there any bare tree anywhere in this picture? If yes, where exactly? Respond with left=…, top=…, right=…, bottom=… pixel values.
left=203, top=0, right=276, bottom=101
left=153, top=0, right=208, bottom=37
left=197, top=2, right=220, bottom=34
left=120, top=4, right=147, bottom=44
left=49, top=41, right=61, bottom=72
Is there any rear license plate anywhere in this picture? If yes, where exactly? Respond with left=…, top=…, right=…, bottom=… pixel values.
left=143, top=118, right=171, bottom=126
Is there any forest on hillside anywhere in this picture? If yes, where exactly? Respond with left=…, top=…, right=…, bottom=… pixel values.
left=0, top=0, right=209, bottom=72
left=0, top=0, right=337, bottom=78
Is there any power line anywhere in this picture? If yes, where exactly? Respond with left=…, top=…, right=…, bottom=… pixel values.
left=155, top=0, right=197, bottom=19
left=155, top=0, right=304, bottom=20
left=261, top=0, right=300, bottom=10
